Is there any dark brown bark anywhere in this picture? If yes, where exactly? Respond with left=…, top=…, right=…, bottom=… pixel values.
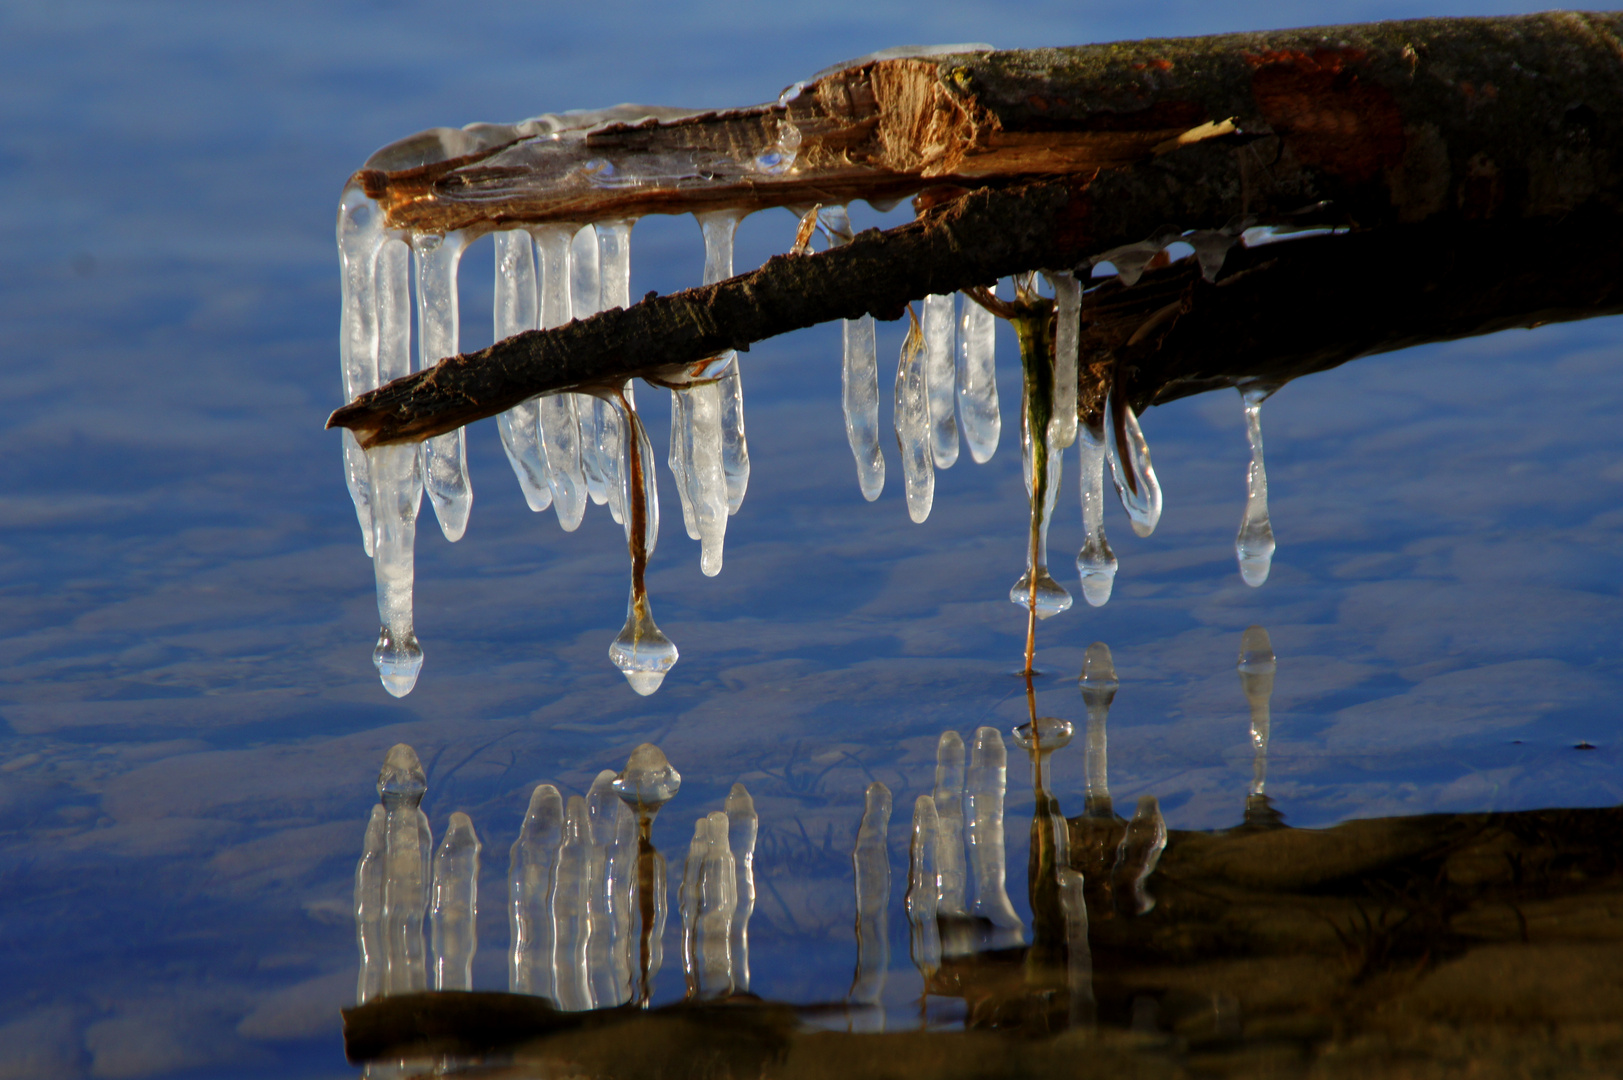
left=329, top=12, right=1623, bottom=447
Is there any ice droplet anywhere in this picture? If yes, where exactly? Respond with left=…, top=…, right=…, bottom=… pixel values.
left=1236, top=383, right=1278, bottom=586
left=1012, top=715, right=1074, bottom=754
left=609, top=590, right=679, bottom=695
left=1076, top=422, right=1118, bottom=606
left=1104, top=390, right=1162, bottom=537
left=613, top=743, right=682, bottom=810
left=894, top=311, right=934, bottom=523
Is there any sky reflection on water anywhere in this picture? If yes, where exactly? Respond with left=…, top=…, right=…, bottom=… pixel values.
left=2, top=0, right=1619, bottom=1077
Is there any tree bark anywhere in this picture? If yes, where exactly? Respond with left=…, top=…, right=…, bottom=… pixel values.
left=329, top=12, right=1623, bottom=447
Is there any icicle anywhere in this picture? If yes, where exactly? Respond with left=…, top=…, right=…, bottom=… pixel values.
left=379, top=744, right=432, bottom=995
left=599, top=219, right=639, bottom=527
left=957, top=292, right=1000, bottom=463
left=571, top=224, right=616, bottom=512
left=510, top=783, right=562, bottom=997
left=822, top=205, right=884, bottom=500
left=697, top=210, right=751, bottom=513
left=613, top=745, right=679, bottom=1005
left=1057, top=868, right=1095, bottom=1027
left=906, top=794, right=941, bottom=979
left=894, top=310, right=934, bottom=523
left=533, top=225, right=587, bottom=530
left=369, top=240, right=424, bottom=697
left=431, top=811, right=480, bottom=992
left=338, top=184, right=386, bottom=556
left=697, top=811, right=737, bottom=998
left=412, top=230, right=473, bottom=542
left=725, top=783, right=757, bottom=994
left=585, top=770, right=627, bottom=1007
left=922, top=293, right=959, bottom=467
left=965, top=727, right=1022, bottom=941
left=1236, top=383, right=1278, bottom=586
left=1076, top=421, right=1118, bottom=607
left=1104, top=390, right=1162, bottom=537
left=1238, top=626, right=1276, bottom=798
left=1011, top=332, right=1072, bottom=619
left=1188, top=229, right=1240, bottom=282
left=552, top=796, right=594, bottom=1011
left=354, top=804, right=387, bottom=1004
left=1048, top=271, right=1081, bottom=449
left=849, top=781, right=891, bottom=1024
left=1093, top=231, right=1178, bottom=287
left=688, top=380, right=728, bottom=575
left=609, top=784, right=639, bottom=1005
left=1112, top=796, right=1166, bottom=916
left=492, top=230, right=553, bottom=511
left=668, top=388, right=698, bottom=539
left=1079, top=643, right=1117, bottom=819
left=933, top=732, right=967, bottom=918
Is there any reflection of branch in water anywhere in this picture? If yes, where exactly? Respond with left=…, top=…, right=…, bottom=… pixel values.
left=848, top=782, right=892, bottom=1029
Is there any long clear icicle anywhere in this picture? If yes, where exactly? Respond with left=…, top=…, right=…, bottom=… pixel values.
left=1076, top=421, right=1118, bottom=607
left=1236, top=383, right=1278, bottom=586
left=1048, top=271, right=1081, bottom=449
left=922, top=293, right=959, bottom=467
left=354, top=804, right=387, bottom=1004
left=369, top=239, right=424, bottom=697
left=552, top=796, right=594, bottom=1011
left=965, top=727, right=1022, bottom=941
left=533, top=224, right=587, bottom=530
left=379, top=744, right=432, bottom=996
left=1104, top=391, right=1162, bottom=537
left=725, top=783, right=757, bottom=994
left=599, top=220, right=637, bottom=527
left=824, top=206, right=884, bottom=500
left=572, top=225, right=618, bottom=516
left=493, top=230, right=552, bottom=511
left=906, top=794, right=941, bottom=979
left=413, top=230, right=473, bottom=542
left=1012, top=384, right=1072, bottom=618
left=697, top=210, right=751, bottom=514
left=338, top=185, right=385, bottom=557
left=933, top=731, right=967, bottom=918
left=687, top=380, right=728, bottom=575
left=957, top=291, right=1000, bottom=463
left=895, top=312, right=934, bottom=523
left=510, top=783, right=562, bottom=997
left=431, top=811, right=480, bottom=992
left=849, top=781, right=892, bottom=1024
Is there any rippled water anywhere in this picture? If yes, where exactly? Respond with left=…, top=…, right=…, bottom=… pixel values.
left=2, top=1, right=1615, bottom=1077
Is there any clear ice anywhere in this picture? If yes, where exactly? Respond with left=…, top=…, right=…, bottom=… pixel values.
left=553, top=795, right=594, bottom=1011
left=1238, top=625, right=1277, bottom=798
left=1057, top=868, right=1095, bottom=1026
left=412, top=230, right=473, bottom=542
left=848, top=781, right=892, bottom=1020
left=354, top=804, right=387, bottom=1004
left=609, top=588, right=678, bottom=696
left=379, top=744, right=432, bottom=995
left=824, top=206, right=884, bottom=501
left=697, top=210, right=752, bottom=515
left=680, top=811, right=737, bottom=999
left=614, top=744, right=679, bottom=1004
left=338, top=184, right=386, bottom=557
left=1011, top=380, right=1072, bottom=619
left=932, top=731, right=967, bottom=918
left=571, top=225, right=618, bottom=516
left=906, top=794, right=942, bottom=977
left=585, top=770, right=633, bottom=1007
left=431, top=811, right=480, bottom=991
left=725, top=783, right=757, bottom=994
left=614, top=744, right=682, bottom=810
left=957, top=290, right=1000, bottom=463
left=1047, top=271, right=1081, bottom=449
left=1112, top=796, right=1166, bottom=916
left=922, top=293, right=959, bottom=468
left=598, top=219, right=639, bottom=525
left=533, top=224, right=588, bottom=531
left=1236, top=383, right=1278, bottom=586
left=894, top=311, right=935, bottom=523
left=1104, top=391, right=1163, bottom=537
left=965, top=727, right=1023, bottom=940
left=1075, top=421, right=1118, bottom=607
left=492, top=230, right=553, bottom=511
left=1079, top=643, right=1118, bottom=818
left=509, top=783, right=562, bottom=997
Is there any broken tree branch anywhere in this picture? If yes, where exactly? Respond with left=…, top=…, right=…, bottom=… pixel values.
left=329, top=12, right=1623, bottom=447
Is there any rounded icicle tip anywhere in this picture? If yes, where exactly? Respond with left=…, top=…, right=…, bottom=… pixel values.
left=1238, top=625, right=1276, bottom=674
left=374, top=628, right=423, bottom=698
left=378, top=743, right=427, bottom=801
left=612, top=743, right=681, bottom=811
left=1081, top=642, right=1118, bottom=689
left=1013, top=716, right=1074, bottom=753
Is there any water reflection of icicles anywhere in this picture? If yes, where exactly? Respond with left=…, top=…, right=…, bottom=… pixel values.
left=1079, top=643, right=1118, bottom=820
left=509, top=784, right=562, bottom=997
left=680, top=811, right=738, bottom=999
left=966, top=727, right=1024, bottom=944
left=1238, top=625, right=1278, bottom=804
left=1112, top=796, right=1167, bottom=916
left=849, top=781, right=892, bottom=1028
left=1104, top=390, right=1161, bottom=537
left=906, top=795, right=941, bottom=978
left=378, top=744, right=432, bottom=996
left=932, top=732, right=968, bottom=920
left=431, top=812, right=480, bottom=991
left=1236, top=382, right=1279, bottom=586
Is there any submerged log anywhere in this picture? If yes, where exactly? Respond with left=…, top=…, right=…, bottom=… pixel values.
left=329, top=11, right=1623, bottom=446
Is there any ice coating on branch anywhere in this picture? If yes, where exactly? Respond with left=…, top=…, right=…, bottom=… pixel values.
left=957, top=292, right=1000, bottom=463
left=613, top=744, right=682, bottom=811
left=1104, top=391, right=1162, bottom=537
left=965, top=727, right=1022, bottom=940
left=849, top=782, right=891, bottom=1020
left=1048, top=272, right=1081, bottom=449
left=803, top=43, right=994, bottom=84
left=1238, top=626, right=1277, bottom=798
left=1076, top=422, right=1118, bottom=607
left=1093, top=230, right=1180, bottom=287
left=413, top=230, right=473, bottom=542
left=932, top=731, right=967, bottom=918
left=895, top=312, right=934, bottom=523
left=509, top=783, right=562, bottom=997
left=725, top=783, right=757, bottom=993
left=1057, top=868, right=1095, bottom=1026
left=1112, top=796, right=1166, bottom=916
left=1080, top=643, right=1118, bottom=818
left=378, top=745, right=432, bottom=995
left=1188, top=229, right=1240, bottom=282
left=610, top=590, right=678, bottom=695
left=431, top=811, right=480, bottom=992
left=492, top=230, right=553, bottom=511
left=1236, top=383, right=1278, bottom=586
left=1012, top=399, right=1072, bottom=619
left=532, top=224, right=588, bottom=531
left=906, top=794, right=942, bottom=977
left=697, top=210, right=751, bottom=514
left=338, top=185, right=386, bottom=556
left=822, top=206, right=884, bottom=501
left=553, top=796, right=594, bottom=1010
left=354, top=804, right=387, bottom=1004
left=922, top=293, right=959, bottom=467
